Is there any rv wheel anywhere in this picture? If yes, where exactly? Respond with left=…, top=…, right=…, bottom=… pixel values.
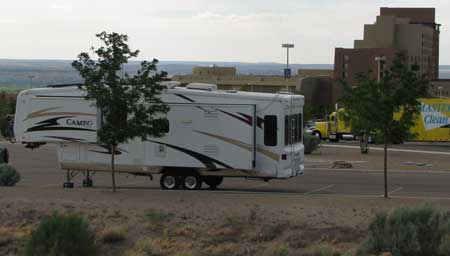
left=182, top=173, right=202, bottom=190
left=204, top=176, right=223, bottom=189
left=160, top=174, right=180, bottom=190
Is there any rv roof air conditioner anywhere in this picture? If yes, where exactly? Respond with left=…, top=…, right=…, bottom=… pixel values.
left=186, top=83, right=218, bottom=91
left=160, top=81, right=181, bottom=89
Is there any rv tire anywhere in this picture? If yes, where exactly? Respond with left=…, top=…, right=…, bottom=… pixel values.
left=182, top=173, right=202, bottom=190
left=160, top=174, right=180, bottom=190
left=204, top=176, right=223, bottom=189
left=312, top=131, right=322, bottom=140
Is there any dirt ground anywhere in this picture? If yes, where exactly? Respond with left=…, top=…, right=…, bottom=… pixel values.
left=1, top=187, right=450, bottom=256
left=306, top=143, right=450, bottom=172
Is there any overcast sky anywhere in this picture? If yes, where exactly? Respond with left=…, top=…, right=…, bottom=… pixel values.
left=1, top=0, right=449, bottom=64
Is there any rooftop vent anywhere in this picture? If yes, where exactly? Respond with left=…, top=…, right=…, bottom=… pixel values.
left=186, top=83, right=217, bottom=91
left=277, top=91, right=293, bottom=95
left=160, top=81, right=181, bottom=89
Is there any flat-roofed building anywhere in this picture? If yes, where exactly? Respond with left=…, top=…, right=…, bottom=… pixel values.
left=335, top=7, right=440, bottom=87
left=172, top=66, right=336, bottom=108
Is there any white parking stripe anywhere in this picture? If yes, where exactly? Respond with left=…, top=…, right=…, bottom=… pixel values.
left=388, top=186, right=404, bottom=196
left=323, top=144, right=450, bottom=155
left=304, top=184, right=334, bottom=195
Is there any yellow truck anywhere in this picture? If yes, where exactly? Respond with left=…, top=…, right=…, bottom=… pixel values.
left=309, top=98, right=450, bottom=142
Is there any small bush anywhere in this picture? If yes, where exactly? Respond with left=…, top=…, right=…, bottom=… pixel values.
left=24, top=213, right=97, bottom=256
left=0, top=164, right=20, bottom=186
left=304, top=132, right=320, bottom=154
left=439, top=235, right=450, bottom=255
left=273, top=244, right=289, bottom=256
left=302, top=243, right=340, bottom=256
left=248, top=205, right=260, bottom=223
left=357, top=204, right=450, bottom=256
left=172, top=253, right=193, bottom=256
left=223, top=215, right=246, bottom=229
left=259, top=224, right=284, bottom=241
left=145, top=209, right=170, bottom=224
left=100, top=227, right=125, bottom=244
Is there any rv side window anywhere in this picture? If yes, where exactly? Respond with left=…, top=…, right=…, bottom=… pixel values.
left=154, top=118, right=170, bottom=134
left=264, top=115, right=277, bottom=146
left=298, top=114, right=303, bottom=142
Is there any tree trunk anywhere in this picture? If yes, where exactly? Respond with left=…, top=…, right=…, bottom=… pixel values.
left=111, top=144, right=116, bottom=192
left=384, top=134, right=388, bottom=199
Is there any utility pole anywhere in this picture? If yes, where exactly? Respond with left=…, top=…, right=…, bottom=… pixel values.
left=282, top=44, right=294, bottom=91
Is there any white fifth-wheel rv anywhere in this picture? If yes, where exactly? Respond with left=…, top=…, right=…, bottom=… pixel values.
left=14, top=82, right=305, bottom=190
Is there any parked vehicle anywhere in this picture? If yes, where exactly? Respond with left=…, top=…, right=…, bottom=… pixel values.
left=13, top=82, right=305, bottom=189
left=309, top=98, right=450, bottom=142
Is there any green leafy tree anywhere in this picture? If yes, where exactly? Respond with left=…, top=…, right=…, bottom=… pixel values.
left=72, top=32, right=169, bottom=192
left=0, top=92, right=10, bottom=138
left=340, top=52, right=428, bottom=198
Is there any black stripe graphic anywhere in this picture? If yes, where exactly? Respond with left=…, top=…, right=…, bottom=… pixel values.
left=44, top=136, right=86, bottom=142
left=174, top=94, right=195, bottom=102
left=237, top=112, right=264, bottom=128
left=217, top=109, right=252, bottom=126
left=148, top=140, right=233, bottom=169
left=26, top=116, right=96, bottom=133
left=35, top=95, right=84, bottom=98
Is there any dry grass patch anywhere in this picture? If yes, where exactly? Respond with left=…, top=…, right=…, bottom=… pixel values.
left=145, top=209, right=171, bottom=224
left=301, top=243, right=341, bottom=256
left=126, top=238, right=194, bottom=256
left=100, top=226, right=126, bottom=244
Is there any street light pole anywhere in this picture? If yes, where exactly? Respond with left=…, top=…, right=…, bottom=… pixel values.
left=282, top=43, right=294, bottom=91
left=375, top=56, right=388, bottom=198
left=28, top=75, right=36, bottom=89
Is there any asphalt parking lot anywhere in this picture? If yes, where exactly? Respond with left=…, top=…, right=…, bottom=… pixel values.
left=2, top=142, right=450, bottom=199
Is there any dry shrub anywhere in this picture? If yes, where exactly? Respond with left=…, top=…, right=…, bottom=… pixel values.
left=357, top=204, right=450, bottom=256
left=23, top=213, right=97, bottom=256
left=126, top=238, right=193, bottom=256
left=256, top=223, right=285, bottom=242
left=273, top=244, right=289, bottom=256
left=100, top=226, right=126, bottom=244
left=287, top=232, right=308, bottom=249
left=145, top=209, right=171, bottom=224
left=302, top=243, right=340, bottom=256
left=0, top=164, right=20, bottom=186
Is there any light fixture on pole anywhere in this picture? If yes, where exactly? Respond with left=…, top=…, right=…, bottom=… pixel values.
left=375, top=56, right=386, bottom=82
left=27, top=75, right=36, bottom=89
left=438, top=86, right=443, bottom=98
left=282, top=43, right=294, bottom=91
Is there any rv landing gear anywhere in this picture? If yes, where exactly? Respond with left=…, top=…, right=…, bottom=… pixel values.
left=63, top=170, right=96, bottom=188
left=63, top=182, right=74, bottom=188
left=63, top=170, right=79, bottom=189
left=203, top=176, right=223, bottom=190
left=82, top=171, right=96, bottom=187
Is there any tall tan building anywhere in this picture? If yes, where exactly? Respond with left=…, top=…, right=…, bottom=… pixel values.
left=335, top=7, right=441, bottom=87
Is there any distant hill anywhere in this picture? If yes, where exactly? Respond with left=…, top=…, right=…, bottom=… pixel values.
left=0, top=59, right=449, bottom=89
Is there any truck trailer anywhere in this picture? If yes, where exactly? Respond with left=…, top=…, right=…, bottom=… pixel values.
left=13, top=82, right=305, bottom=190
left=309, top=98, right=450, bottom=142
